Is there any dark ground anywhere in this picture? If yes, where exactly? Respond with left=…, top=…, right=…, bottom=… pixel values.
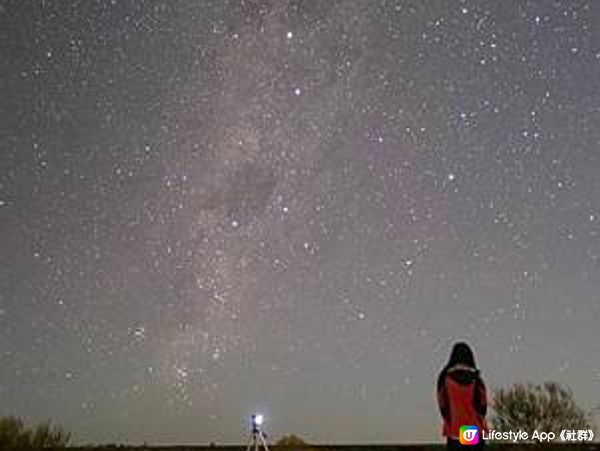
left=68, top=444, right=599, bottom=450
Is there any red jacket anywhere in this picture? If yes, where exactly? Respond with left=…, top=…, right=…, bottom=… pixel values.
left=437, top=364, right=487, bottom=439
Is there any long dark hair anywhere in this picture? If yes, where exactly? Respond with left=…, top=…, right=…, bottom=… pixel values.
left=445, top=341, right=477, bottom=370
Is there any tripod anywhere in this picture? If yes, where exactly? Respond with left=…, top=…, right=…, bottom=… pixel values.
left=245, top=422, right=270, bottom=451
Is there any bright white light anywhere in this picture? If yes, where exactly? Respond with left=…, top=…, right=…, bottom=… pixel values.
left=253, top=414, right=264, bottom=426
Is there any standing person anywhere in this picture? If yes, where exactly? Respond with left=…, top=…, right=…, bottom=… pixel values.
left=437, top=342, right=487, bottom=449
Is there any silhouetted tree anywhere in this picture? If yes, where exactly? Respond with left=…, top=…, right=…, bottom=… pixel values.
left=492, top=382, right=591, bottom=436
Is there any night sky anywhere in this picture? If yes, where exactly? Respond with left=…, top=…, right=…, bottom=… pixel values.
left=1, top=0, right=599, bottom=445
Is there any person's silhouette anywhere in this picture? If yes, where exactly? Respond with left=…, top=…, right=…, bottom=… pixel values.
left=437, top=342, right=487, bottom=449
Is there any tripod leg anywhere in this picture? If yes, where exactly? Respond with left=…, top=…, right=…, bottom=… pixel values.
left=259, top=431, right=270, bottom=451
left=245, top=433, right=254, bottom=451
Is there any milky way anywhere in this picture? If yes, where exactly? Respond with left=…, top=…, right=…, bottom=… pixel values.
left=1, top=0, right=599, bottom=445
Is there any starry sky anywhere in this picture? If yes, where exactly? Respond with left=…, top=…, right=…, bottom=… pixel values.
left=1, top=0, right=600, bottom=446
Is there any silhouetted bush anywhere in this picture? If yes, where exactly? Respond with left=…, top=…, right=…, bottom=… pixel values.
left=0, top=415, right=71, bottom=448
left=275, top=434, right=323, bottom=451
left=276, top=434, right=309, bottom=447
left=492, top=382, right=591, bottom=437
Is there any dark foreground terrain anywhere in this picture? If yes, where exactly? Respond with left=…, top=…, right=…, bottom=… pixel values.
left=68, top=444, right=599, bottom=450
